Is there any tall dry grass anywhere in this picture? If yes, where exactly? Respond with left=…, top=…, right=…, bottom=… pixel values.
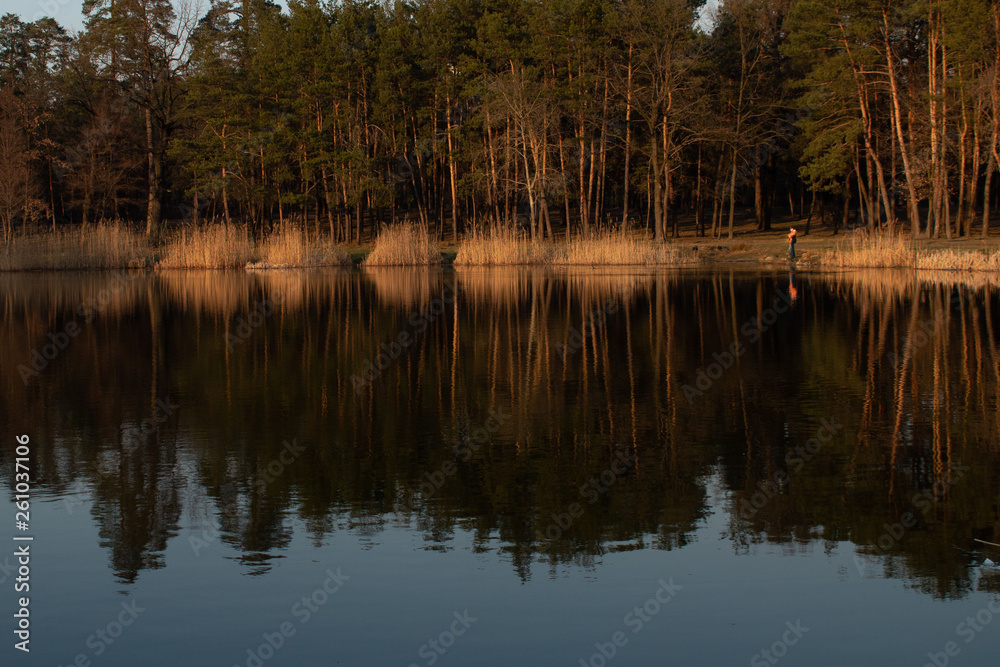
left=825, top=230, right=916, bottom=268
left=2, top=223, right=353, bottom=271
left=826, top=230, right=1000, bottom=271
left=158, top=225, right=257, bottom=269
left=454, top=225, right=548, bottom=265
left=0, top=222, right=150, bottom=271
left=552, top=228, right=694, bottom=265
left=916, top=248, right=1000, bottom=271
left=247, top=226, right=350, bottom=268
left=454, top=225, right=695, bottom=266
left=362, top=224, right=440, bottom=266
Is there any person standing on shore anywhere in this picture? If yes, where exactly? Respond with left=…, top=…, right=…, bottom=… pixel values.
left=787, top=228, right=797, bottom=259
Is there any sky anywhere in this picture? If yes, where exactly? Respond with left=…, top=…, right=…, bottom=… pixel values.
left=0, top=0, right=213, bottom=32
left=0, top=0, right=719, bottom=36
left=2, top=0, right=90, bottom=32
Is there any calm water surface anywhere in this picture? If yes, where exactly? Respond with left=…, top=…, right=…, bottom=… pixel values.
left=2, top=267, right=999, bottom=666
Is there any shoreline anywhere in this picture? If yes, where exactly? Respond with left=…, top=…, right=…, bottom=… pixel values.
left=3, top=221, right=1000, bottom=273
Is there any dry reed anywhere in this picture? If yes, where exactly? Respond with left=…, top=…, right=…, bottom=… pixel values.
left=825, top=230, right=916, bottom=268
left=362, top=224, right=440, bottom=266
left=552, top=229, right=694, bottom=265
left=455, top=225, right=695, bottom=266
left=247, top=226, right=350, bottom=269
left=826, top=230, right=1000, bottom=271
left=915, top=248, right=1000, bottom=271
left=0, top=222, right=150, bottom=271
left=454, top=226, right=548, bottom=265
left=157, top=225, right=256, bottom=269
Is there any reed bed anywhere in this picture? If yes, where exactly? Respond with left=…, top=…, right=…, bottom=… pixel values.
left=3, top=224, right=350, bottom=271
left=825, top=231, right=1000, bottom=271
left=362, top=224, right=440, bottom=266
left=552, top=230, right=694, bottom=265
left=825, top=231, right=917, bottom=268
left=0, top=222, right=150, bottom=271
left=247, top=226, right=350, bottom=269
left=158, top=225, right=257, bottom=269
left=455, top=226, right=696, bottom=266
left=915, top=248, right=1000, bottom=271
left=454, top=226, right=550, bottom=265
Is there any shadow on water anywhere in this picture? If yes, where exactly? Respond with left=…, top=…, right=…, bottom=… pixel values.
left=0, top=267, right=998, bottom=595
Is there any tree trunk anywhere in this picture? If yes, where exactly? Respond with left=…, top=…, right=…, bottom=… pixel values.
left=446, top=92, right=459, bottom=243
left=727, top=148, right=737, bottom=240
left=145, top=107, right=162, bottom=236
left=754, top=163, right=768, bottom=231
left=651, top=129, right=662, bottom=241
left=884, top=11, right=923, bottom=237
left=695, top=143, right=703, bottom=236
left=966, top=94, right=982, bottom=237
left=984, top=151, right=995, bottom=238
left=623, top=43, right=633, bottom=227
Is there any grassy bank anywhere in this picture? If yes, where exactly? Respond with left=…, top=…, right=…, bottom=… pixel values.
left=362, top=224, right=441, bottom=266
left=1, top=223, right=351, bottom=271
left=0, top=223, right=150, bottom=271
left=453, top=225, right=696, bottom=266
left=822, top=231, right=1000, bottom=271
left=4, top=220, right=1000, bottom=271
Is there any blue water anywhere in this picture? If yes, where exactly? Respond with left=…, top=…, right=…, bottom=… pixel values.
left=2, top=269, right=999, bottom=666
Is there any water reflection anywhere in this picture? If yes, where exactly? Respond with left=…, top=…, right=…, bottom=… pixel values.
left=1, top=268, right=998, bottom=596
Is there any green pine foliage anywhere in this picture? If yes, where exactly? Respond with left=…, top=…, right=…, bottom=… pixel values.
left=0, top=0, right=999, bottom=242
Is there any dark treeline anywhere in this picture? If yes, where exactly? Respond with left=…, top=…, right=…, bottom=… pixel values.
left=1, top=0, right=1000, bottom=243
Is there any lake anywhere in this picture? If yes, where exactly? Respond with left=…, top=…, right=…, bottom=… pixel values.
left=2, top=267, right=999, bottom=666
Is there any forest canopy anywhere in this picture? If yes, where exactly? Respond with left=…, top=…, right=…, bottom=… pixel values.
left=1, top=0, right=998, bottom=243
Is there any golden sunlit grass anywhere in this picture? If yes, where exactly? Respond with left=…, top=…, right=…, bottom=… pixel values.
left=362, top=224, right=441, bottom=266
left=0, top=222, right=149, bottom=271
left=5, top=220, right=1000, bottom=273
left=455, top=225, right=696, bottom=266
left=825, top=230, right=1000, bottom=271
left=915, top=248, right=1000, bottom=271
left=247, top=226, right=350, bottom=269
left=2, top=223, right=351, bottom=271
left=454, top=225, right=548, bottom=265
left=157, top=225, right=257, bottom=269
left=825, top=230, right=917, bottom=268
left=552, top=228, right=695, bottom=265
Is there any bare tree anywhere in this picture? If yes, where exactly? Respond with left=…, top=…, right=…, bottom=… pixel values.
left=488, top=66, right=555, bottom=239
left=0, top=89, right=32, bottom=244
left=82, top=0, right=197, bottom=235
